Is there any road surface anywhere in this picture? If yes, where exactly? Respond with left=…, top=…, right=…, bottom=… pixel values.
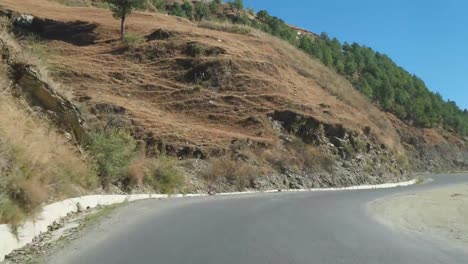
left=47, top=174, right=468, bottom=264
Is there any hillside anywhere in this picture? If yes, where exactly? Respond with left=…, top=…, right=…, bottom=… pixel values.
left=0, top=0, right=466, bottom=224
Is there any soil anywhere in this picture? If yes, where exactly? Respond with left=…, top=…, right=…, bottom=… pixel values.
left=371, top=183, right=468, bottom=253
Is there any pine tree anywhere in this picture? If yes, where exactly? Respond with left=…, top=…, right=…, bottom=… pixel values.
left=105, top=0, right=145, bottom=41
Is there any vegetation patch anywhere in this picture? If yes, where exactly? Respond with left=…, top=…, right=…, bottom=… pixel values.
left=184, top=42, right=225, bottom=57
left=286, top=137, right=336, bottom=173
left=202, top=157, right=259, bottom=190
left=86, top=129, right=138, bottom=187
left=123, top=32, right=144, bottom=47
left=198, top=21, right=251, bottom=35
left=0, top=91, right=97, bottom=227
left=142, top=157, right=185, bottom=194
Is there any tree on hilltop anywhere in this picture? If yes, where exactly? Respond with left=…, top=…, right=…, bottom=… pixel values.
left=105, top=0, right=145, bottom=41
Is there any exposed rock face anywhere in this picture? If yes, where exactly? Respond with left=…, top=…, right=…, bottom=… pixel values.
left=264, top=111, right=408, bottom=187
left=389, top=115, right=468, bottom=172
left=13, top=65, right=87, bottom=142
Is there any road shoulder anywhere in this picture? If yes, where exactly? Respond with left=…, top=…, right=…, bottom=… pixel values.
left=370, top=183, right=468, bottom=252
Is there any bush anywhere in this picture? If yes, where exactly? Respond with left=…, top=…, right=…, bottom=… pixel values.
left=203, top=157, right=258, bottom=190
left=0, top=195, right=25, bottom=229
left=185, top=42, right=206, bottom=57
left=194, top=2, right=210, bottom=21
left=123, top=33, right=144, bottom=46
left=150, top=0, right=166, bottom=11
left=24, top=34, right=48, bottom=62
left=53, top=0, right=90, bottom=7
left=86, top=129, right=137, bottom=186
left=168, top=3, right=186, bottom=17
left=181, top=1, right=194, bottom=19
left=287, top=137, right=336, bottom=173
left=143, top=157, right=185, bottom=194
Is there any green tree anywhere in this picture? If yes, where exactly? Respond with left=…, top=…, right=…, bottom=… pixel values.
left=359, top=80, right=373, bottom=99
left=209, top=0, right=222, bottom=13
left=194, top=2, right=210, bottom=21
left=181, top=1, right=193, bottom=18
left=105, top=0, right=145, bottom=41
left=168, top=3, right=185, bottom=17
left=151, top=0, right=166, bottom=11
left=230, top=0, right=244, bottom=10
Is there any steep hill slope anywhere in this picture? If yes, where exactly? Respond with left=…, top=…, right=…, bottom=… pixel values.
left=0, top=0, right=466, bottom=195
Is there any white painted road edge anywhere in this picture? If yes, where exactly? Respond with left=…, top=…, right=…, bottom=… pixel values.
left=0, top=179, right=416, bottom=261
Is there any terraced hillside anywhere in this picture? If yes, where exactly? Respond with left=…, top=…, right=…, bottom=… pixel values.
left=0, top=0, right=466, bottom=194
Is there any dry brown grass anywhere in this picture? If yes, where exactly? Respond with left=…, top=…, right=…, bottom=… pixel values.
left=0, top=73, right=97, bottom=225
left=0, top=24, right=97, bottom=226
left=203, top=157, right=259, bottom=190
left=258, top=138, right=336, bottom=173
left=126, top=158, right=147, bottom=187
left=198, top=21, right=252, bottom=35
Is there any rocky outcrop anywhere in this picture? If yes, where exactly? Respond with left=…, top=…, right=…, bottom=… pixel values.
left=390, top=115, right=468, bottom=172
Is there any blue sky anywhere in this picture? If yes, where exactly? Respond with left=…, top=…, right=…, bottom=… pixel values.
left=243, top=0, right=468, bottom=110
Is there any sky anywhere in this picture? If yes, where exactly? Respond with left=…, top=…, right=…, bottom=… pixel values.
left=243, top=0, right=468, bottom=110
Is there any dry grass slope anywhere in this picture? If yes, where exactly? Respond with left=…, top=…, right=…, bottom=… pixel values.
left=0, top=26, right=97, bottom=226
left=0, top=87, right=97, bottom=226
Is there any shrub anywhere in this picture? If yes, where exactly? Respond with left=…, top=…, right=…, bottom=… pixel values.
left=181, top=1, right=194, bottom=19
left=185, top=42, right=206, bottom=57
left=342, top=143, right=356, bottom=159
left=0, top=194, right=25, bottom=229
left=53, top=0, right=90, bottom=7
left=123, top=32, right=144, bottom=46
left=143, top=157, right=185, bottom=194
left=86, top=129, right=137, bottom=186
left=396, top=153, right=411, bottom=171
left=194, top=2, right=210, bottom=21
left=203, top=157, right=258, bottom=190
left=24, top=34, right=48, bottom=63
left=168, top=3, right=186, bottom=17
left=150, top=0, right=166, bottom=11
left=126, top=158, right=147, bottom=187
left=287, top=137, right=336, bottom=173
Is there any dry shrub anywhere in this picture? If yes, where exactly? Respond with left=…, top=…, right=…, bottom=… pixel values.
left=256, top=140, right=336, bottom=173
left=126, top=158, right=147, bottom=187
left=284, top=138, right=336, bottom=173
left=203, top=157, right=259, bottom=190
left=0, top=87, right=97, bottom=225
left=259, top=148, right=293, bottom=171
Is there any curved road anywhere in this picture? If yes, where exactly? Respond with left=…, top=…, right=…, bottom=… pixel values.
left=48, top=174, right=468, bottom=264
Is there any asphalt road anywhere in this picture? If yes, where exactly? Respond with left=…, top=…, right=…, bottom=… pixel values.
left=48, top=174, right=468, bottom=264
